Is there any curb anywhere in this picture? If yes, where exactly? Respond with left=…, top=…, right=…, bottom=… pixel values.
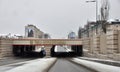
left=79, top=57, right=120, bottom=67
left=68, top=58, right=97, bottom=72
left=45, top=58, right=57, bottom=72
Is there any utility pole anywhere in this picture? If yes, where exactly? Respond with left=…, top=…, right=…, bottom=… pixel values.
left=86, top=0, right=98, bottom=35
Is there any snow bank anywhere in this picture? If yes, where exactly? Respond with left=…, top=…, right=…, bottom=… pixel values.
left=5, top=58, right=57, bottom=72
left=71, top=58, right=120, bottom=72
left=80, top=57, right=120, bottom=63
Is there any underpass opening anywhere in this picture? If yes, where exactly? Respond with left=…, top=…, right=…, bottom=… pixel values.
left=71, top=45, right=83, bottom=56
left=13, top=45, right=46, bottom=58
left=50, top=45, right=83, bottom=57
left=12, top=38, right=82, bottom=57
left=12, top=44, right=83, bottom=58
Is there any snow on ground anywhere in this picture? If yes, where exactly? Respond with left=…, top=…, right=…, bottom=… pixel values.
left=2, top=58, right=57, bottom=72
left=78, top=57, right=120, bottom=67
left=79, top=57, right=120, bottom=63
left=71, top=58, right=120, bottom=72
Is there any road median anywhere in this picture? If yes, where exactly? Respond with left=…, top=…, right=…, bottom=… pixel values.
left=5, top=58, right=57, bottom=72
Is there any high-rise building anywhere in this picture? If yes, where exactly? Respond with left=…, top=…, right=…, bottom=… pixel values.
left=68, top=31, right=76, bottom=39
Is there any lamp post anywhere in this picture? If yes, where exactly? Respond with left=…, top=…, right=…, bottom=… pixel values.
left=86, top=0, right=98, bottom=35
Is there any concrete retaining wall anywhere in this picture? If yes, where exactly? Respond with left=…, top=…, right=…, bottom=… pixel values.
left=0, top=38, right=13, bottom=58
left=0, top=38, right=53, bottom=58
left=83, top=29, right=120, bottom=61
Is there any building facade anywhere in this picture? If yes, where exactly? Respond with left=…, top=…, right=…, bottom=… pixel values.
left=25, top=24, right=44, bottom=38
left=68, top=31, right=76, bottom=39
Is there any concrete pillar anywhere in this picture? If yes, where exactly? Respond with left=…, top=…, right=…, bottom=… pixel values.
left=45, top=46, right=52, bottom=56
left=93, top=35, right=100, bottom=54
left=107, top=30, right=118, bottom=59
left=118, top=30, right=120, bottom=53
left=0, top=38, right=13, bottom=58
left=100, top=33, right=107, bottom=54
left=90, top=37, right=94, bottom=53
left=0, top=39, right=2, bottom=58
left=82, top=38, right=90, bottom=52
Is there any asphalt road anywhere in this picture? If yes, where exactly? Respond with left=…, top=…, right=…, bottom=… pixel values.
left=48, top=58, right=94, bottom=72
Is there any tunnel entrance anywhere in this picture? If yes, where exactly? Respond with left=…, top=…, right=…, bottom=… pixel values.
left=13, top=45, right=46, bottom=57
left=50, top=45, right=83, bottom=57
left=13, top=45, right=83, bottom=58
left=71, top=45, right=83, bottom=56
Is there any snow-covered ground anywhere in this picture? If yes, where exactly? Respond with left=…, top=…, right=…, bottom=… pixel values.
left=0, top=58, right=57, bottom=72
left=71, top=58, right=120, bottom=72
left=79, top=57, right=120, bottom=63
left=79, top=57, right=120, bottom=67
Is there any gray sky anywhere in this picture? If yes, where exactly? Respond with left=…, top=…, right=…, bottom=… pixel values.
left=0, top=0, right=120, bottom=38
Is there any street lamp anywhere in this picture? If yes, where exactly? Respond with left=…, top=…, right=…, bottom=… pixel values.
left=86, top=0, right=98, bottom=34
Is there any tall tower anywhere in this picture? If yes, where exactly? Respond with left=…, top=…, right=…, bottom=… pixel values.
left=100, top=0, right=110, bottom=33
left=100, top=0, right=110, bottom=21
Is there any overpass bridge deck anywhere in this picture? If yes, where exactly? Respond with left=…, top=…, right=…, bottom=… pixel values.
left=13, top=38, right=82, bottom=46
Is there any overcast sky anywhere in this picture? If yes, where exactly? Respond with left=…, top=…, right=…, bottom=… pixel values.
left=0, top=0, right=120, bottom=38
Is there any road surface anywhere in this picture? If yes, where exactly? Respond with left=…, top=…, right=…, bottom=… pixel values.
left=49, top=58, right=94, bottom=72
